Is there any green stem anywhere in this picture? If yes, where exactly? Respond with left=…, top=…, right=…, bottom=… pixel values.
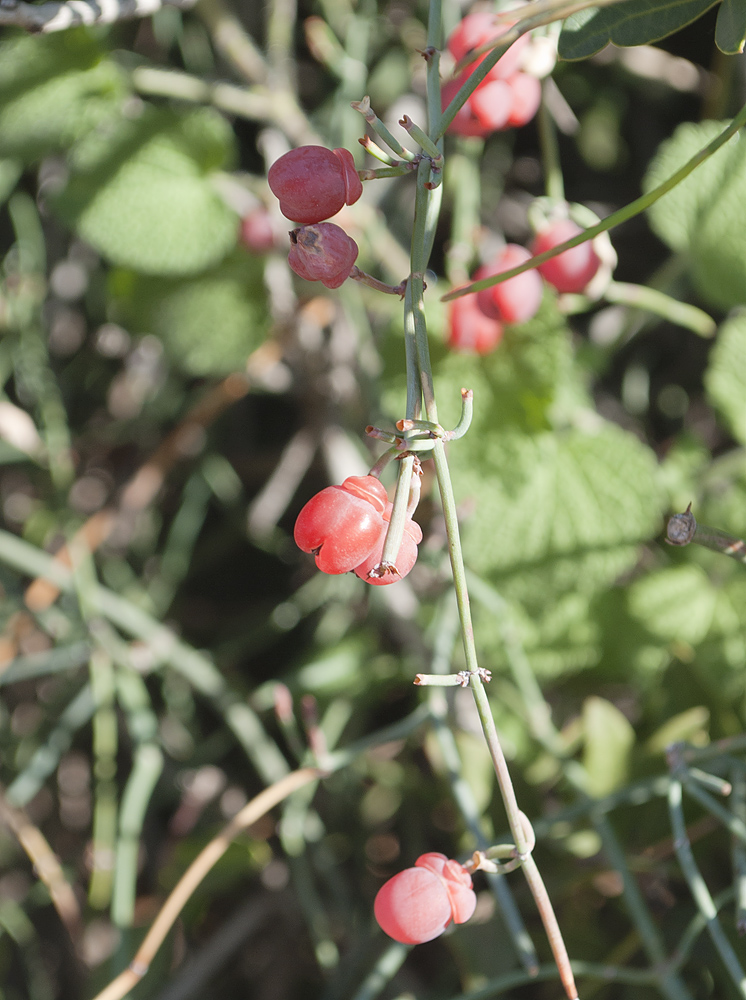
left=603, top=281, right=716, bottom=338
left=538, top=88, right=564, bottom=203
left=443, top=102, right=746, bottom=302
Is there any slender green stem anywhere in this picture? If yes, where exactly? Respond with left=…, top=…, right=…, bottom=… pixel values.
left=603, top=281, right=716, bottom=337
left=443, top=102, right=746, bottom=302
left=538, top=89, right=564, bottom=203
left=668, top=780, right=746, bottom=996
left=732, top=763, right=746, bottom=934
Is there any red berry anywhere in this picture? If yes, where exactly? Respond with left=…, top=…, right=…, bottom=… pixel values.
left=374, top=853, right=477, bottom=945
left=287, top=223, right=358, bottom=289
left=447, top=293, right=503, bottom=355
left=353, top=502, right=423, bottom=585
left=531, top=219, right=601, bottom=293
left=441, top=74, right=493, bottom=138
left=239, top=208, right=275, bottom=254
left=447, top=11, right=528, bottom=82
left=294, top=475, right=388, bottom=574
left=505, top=72, right=542, bottom=127
left=268, top=146, right=363, bottom=224
left=478, top=244, right=543, bottom=325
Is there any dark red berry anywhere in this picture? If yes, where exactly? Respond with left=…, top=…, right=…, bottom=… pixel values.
left=287, top=223, right=359, bottom=289
left=294, top=475, right=388, bottom=575
left=531, top=219, right=601, bottom=293
left=239, top=208, right=275, bottom=254
left=268, top=145, right=363, bottom=224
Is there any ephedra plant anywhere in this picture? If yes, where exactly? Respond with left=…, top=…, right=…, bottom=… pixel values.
left=4, top=0, right=746, bottom=999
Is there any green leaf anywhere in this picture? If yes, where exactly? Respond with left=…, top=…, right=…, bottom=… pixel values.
left=705, top=314, right=746, bottom=445
left=581, top=696, right=635, bottom=797
left=109, top=251, right=269, bottom=376
left=645, top=706, right=710, bottom=754
left=52, top=107, right=238, bottom=276
left=0, top=33, right=128, bottom=163
left=716, top=0, right=746, bottom=52
left=627, top=565, right=717, bottom=646
left=559, top=0, right=718, bottom=60
left=644, top=120, right=746, bottom=309
left=452, top=422, right=663, bottom=606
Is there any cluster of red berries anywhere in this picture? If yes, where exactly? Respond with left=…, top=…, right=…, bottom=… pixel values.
left=294, top=475, right=422, bottom=585
left=374, top=853, right=477, bottom=944
left=442, top=11, right=545, bottom=137
left=268, top=145, right=363, bottom=287
left=448, top=219, right=602, bottom=354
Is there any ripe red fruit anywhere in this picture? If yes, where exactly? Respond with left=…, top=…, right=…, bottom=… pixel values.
left=447, top=292, right=503, bottom=355
left=353, top=502, right=423, bottom=585
left=268, top=146, right=363, bottom=224
left=294, top=475, right=388, bottom=574
left=287, top=223, right=359, bottom=289
left=374, top=853, right=477, bottom=945
left=477, top=244, right=543, bottom=325
left=531, top=219, right=601, bottom=293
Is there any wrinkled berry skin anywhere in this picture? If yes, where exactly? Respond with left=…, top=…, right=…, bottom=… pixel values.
left=353, top=503, right=423, bottom=585
left=477, top=244, right=543, bottom=325
left=448, top=293, right=503, bottom=355
left=268, top=146, right=363, bottom=224
left=294, top=475, right=388, bottom=575
left=374, top=853, right=477, bottom=945
left=288, top=223, right=359, bottom=289
left=532, top=219, right=601, bottom=293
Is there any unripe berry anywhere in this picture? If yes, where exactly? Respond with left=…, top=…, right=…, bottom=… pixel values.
left=294, top=475, right=388, bottom=574
left=353, top=502, right=423, bottom=585
left=447, top=293, right=503, bottom=355
left=268, top=145, right=363, bottom=224
left=287, top=223, right=359, bottom=289
left=477, top=244, right=543, bottom=325
left=374, top=853, right=477, bottom=945
left=531, top=219, right=601, bottom=293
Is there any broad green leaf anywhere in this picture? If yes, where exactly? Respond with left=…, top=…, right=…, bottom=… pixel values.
left=644, top=120, right=746, bottom=308
left=581, top=696, right=635, bottom=798
left=0, top=33, right=127, bottom=163
left=627, top=565, right=717, bottom=645
left=705, top=314, right=746, bottom=445
left=716, top=0, right=746, bottom=52
left=109, top=252, right=269, bottom=376
left=559, top=0, right=718, bottom=60
left=452, top=423, right=663, bottom=606
left=52, top=107, right=237, bottom=276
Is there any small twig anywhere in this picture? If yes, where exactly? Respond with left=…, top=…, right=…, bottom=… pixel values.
left=351, top=97, right=417, bottom=161
left=91, top=767, right=321, bottom=1000
left=349, top=266, right=407, bottom=297
left=666, top=503, right=746, bottom=564
left=0, top=0, right=194, bottom=31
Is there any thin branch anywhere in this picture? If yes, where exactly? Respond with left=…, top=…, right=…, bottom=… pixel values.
left=91, top=767, right=321, bottom=1000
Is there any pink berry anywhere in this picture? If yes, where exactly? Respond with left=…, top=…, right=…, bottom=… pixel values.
left=468, top=78, right=513, bottom=132
left=239, top=208, right=275, bottom=254
left=447, top=11, right=528, bottom=82
left=287, top=222, right=358, bottom=289
left=374, top=853, right=477, bottom=945
left=505, top=72, right=542, bottom=127
left=441, top=74, right=493, bottom=138
left=268, top=146, right=363, bottom=224
left=294, top=475, right=388, bottom=574
left=531, top=219, right=601, bottom=293
left=353, top=503, right=423, bottom=585
left=447, top=293, right=503, bottom=355
left=478, top=244, right=543, bottom=325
